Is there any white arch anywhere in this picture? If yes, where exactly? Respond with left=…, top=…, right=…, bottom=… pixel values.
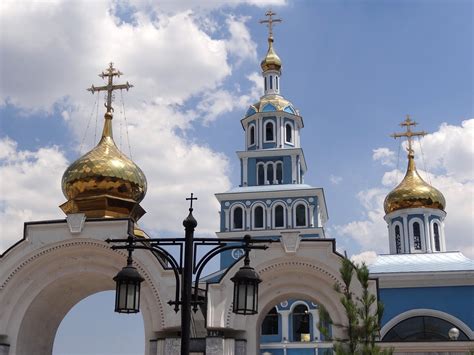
left=264, top=120, right=276, bottom=143
left=381, top=308, right=474, bottom=339
left=285, top=121, right=294, bottom=145
left=390, top=220, right=404, bottom=254
left=256, top=162, right=265, bottom=185
left=248, top=122, right=256, bottom=147
left=251, top=202, right=267, bottom=230
left=292, top=199, right=309, bottom=228
left=271, top=201, right=287, bottom=229
left=430, top=218, right=443, bottom=252
left=230, top=203, right=246, bottom=231
left=408, top=217, right=425, bottom=252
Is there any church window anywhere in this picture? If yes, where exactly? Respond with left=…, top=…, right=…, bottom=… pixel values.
left=265, top=121, right=274, bottom=141
left=434, top=223, right=440, bottom=251
left=270, top=75, right=273, bottom=89
left=257, top=164, right=265, bottom=185
left=274, top=205, right=285, bottom=228
left=254, top=206, right=264, bottom=229
left=267, top=163, right=274, bottom=184
left=395, top=225, right=402, bottom=254
left=264, top=77, right=267, bottom=91
left=276, top=76, right=279, bottom=90
left=285, top=123, right=293, bottom=143
left=413, top=222, right=422, bottom=250
left=249, top=125, right=255, bottom=146
left=261, top=307, right=279, bottom=335
left=383, top=316, right=468, bottom=341
left=292, top=304, right=311, bottom=342
left=295, top=204, right=307, bottom=227
left=232, top=207, right=243, bottom=230
left=276, top=162, right=283, bottom=184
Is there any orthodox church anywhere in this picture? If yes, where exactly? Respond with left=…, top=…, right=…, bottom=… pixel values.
left=0, top=11, right=473, bottom=355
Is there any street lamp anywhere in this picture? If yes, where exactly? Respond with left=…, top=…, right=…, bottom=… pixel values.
left=107, top=194, right=272, bottom=355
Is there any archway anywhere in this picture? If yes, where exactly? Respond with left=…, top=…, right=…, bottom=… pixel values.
left=53, top=291, right=145, bottom=354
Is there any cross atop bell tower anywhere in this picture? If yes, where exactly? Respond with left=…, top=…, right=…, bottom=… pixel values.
left=391, top=114, right=427, bottom=156
left=87, top=62, right=133, bottom=113
left=259, top=10, right=282, bottom=39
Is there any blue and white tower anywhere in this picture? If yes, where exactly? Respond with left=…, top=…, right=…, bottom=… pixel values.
left=215, top=12, right=328, bottom=270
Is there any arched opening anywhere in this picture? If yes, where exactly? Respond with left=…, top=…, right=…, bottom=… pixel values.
left=433, top=222, right=441, bottom=251
left=270, top=75, right=273, bottom=89
left=413, top=221, right=422, bottom=250
left=395, top=225, right=402, bottom=254
left=53, top=291, right=144, bottom=354
left=291, top=304, right=311, bottom=342
left=232, top=206, right=244, bottom=230
left=383, top=316, right=469, bottom=341
left=275, top=76, right=279, bottom=90
left=274, top=205, right=285, bottom=228
left=267, top=163, right=274, bottom=185
left=295, top=204, right=307, bottom=227
left=285, top=123, right=293, bottom=143
left=257, top=163, right=265, bottom=186
left=261, top=307, right=279, bottom=340
left=276, top=162, right=283, bottom=184
left=249, top=125, right=255, bottom=146
left=265, top=121, right=274, bottom=142
left=254, top=205, right=264, bottom=229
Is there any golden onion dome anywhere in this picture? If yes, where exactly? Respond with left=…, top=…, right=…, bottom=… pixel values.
left=248, top=94, right=298, bottom=116
left=261, top=37, right=282, bottom=72
left=60, top=111, right=147, bottom=221
left=384, top=152, right=445, bottom=214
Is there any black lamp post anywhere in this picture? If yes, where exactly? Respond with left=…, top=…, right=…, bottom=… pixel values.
left=107, top=194, right=272, bottom=355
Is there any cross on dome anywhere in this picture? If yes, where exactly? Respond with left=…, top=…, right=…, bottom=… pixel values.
left=391, top=114, right=427, bottom=156
left=186, top=193, right=198, bottom=210
left=87, top=62, right=133, bottom=113
left=259, top=10, right=282, bottom=39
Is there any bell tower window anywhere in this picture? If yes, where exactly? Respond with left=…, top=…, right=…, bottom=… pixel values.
left=274, top=205, right=285, bottom=228
left=276, top=162, right=283, bottom=184
left=395, top=225, right=402, bottom=254
left=265, top=121, right=275, bottom=142
left=257, top=164, right=265, bottom=186
left=232, top=207, right=243, bottom=230
left=249, top=125, right=255, bottom=146
left=254, top=206, right=264, bottom=229
left=276, top=76, right=279, bottom=90
left=270, top=75, right=273, bottom=89
left=292, top=304, right=311, bottom=342
left=295, top=204, right=307, bottom=227
left=264, top=77, right=267, bottom=91
left=413, top=222, right=422, bottom=250
left=285, top=123, right=293, bottom=143
left=261, top=307, right=279, bottom=335
left=433, top=223, right=441, bottom=251
left=267, top=164, right=274, bottom=185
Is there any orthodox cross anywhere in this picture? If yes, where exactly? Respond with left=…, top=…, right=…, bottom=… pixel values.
left=87, top=62, right=133, bottom=113
left=391, top=114, right=427, bottom=155
left=186, top=193, right=198, bottom=210
left=259, top=10, right=282, bottom=38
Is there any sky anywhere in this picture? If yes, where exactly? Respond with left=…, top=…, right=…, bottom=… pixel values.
left=0, top=0, right=473, bottom=354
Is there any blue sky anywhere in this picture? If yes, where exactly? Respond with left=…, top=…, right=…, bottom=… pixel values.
left=1, top=0, right=472, bottom=353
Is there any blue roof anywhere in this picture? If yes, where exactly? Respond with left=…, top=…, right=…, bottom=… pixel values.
left=223, top=184, right=317, bottom=194
left=369, top=252, right=474, bottom=274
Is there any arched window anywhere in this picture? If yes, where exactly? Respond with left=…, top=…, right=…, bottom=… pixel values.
left=261, top=307, right=279, bottom=335
left=264, top=77, right=267, bottom=91
left=295, top=204, right=307, bottom=227
left=383, top=316, right=469, bottom=341
left=257, top=164, right=265, bottom=186
left=274, top=205, right=284, bottom=228
left=270, top=75, right=273, bottom=89
left=267, top=164, right=274, bottom=185
left=413, top=222, right=422, bottom=250
left=276, top=162, right=283, bottom=184
left=292, top=304, right=311, bottom=342
left=265, top=121, right=274, bottom=142
left=232, top=207, right=243, bottom=230
left=433, top=223, right=441, bottom=251
left=285, top=123, right=293, bottom=143
left=276, top=76, right=279, bottom=90
left=249, top=125, right=255, bottom=146
left=254, top=206, right=264, bottom=229
left=395, top=225, right=402, bottom=254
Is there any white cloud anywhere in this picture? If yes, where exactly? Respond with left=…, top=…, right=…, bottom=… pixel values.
left=226, top=16, right=257, bottom=65
left=372, top=147, right=396, bottom=167
left=351, top=251, right=378, bottom=267
left=334, top=119, right=474, bottom=258
left=329, top=174, right=343, bottom=185
left=0, top=138, right=68, bottom=252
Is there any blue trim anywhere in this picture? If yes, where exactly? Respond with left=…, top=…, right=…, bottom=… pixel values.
left=262, top=103, right=277, bottom=112
left=284, top=105, right=296, bottom=114
left=246, top=107, right=256, bottom=117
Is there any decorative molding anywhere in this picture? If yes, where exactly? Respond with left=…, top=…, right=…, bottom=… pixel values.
left=280, top=232, right=301, bottom=253
left=66, top=213, right=86, bottom=234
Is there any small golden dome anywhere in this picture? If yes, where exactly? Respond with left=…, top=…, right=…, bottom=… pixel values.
left=261, top=37, right=282, bottom=72
left=60, top=111, right=147, bottom=221
left=384, top=153, right=445, bottom=214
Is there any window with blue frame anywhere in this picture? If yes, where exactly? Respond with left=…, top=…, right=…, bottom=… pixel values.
left=383, top=316, right=468, bottom=341
left=413, top=222, right=422, bottom=250
left=264, top=77, right=267, bottom=91
left=292, top=304, right=311, bottom=342
left=275, top=205, right=284, bottom=228
left=270, top=75, right=273, bottom=89
left=285, top=123, right=292, bottom=143
left=276, top=162, right=283, bottom=184
left=276, top=76, right=279, bottom=90
left=258, top=164, right=265, bottom=186
left=265, top=121, right=274, bottom=141
left=267, top=164, right=274, bottom=184
left=233, top=207, right=243, bottom=230
left=395, top=225, right=402, bottom=254
left=295, top=204, right=306, bottom=227
left=254, top=206, right=264, bottom=229
left=249, top=125, right=255, bottom=146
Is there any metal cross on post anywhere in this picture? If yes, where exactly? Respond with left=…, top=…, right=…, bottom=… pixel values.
left=87, top=62, right=133, bottom=113
left=259, top=10, right=282, bottom=39
left=186, top=193, right=198, bottom=210
left=391, top=114, right=427, bottom=155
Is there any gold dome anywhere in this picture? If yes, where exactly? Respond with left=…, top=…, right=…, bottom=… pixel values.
left=261, top=37, right=282, bottom=72
left=249, top=94, right=298, bottom=115
left=60, top=111, right=147, bottom=221
left=384, top=152, right=445, bottom=214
